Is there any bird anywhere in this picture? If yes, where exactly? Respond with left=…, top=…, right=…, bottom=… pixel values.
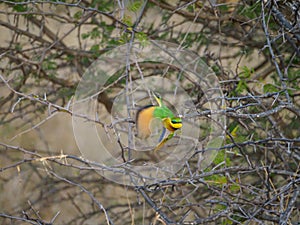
left=135, top=92, right=182, bottom=151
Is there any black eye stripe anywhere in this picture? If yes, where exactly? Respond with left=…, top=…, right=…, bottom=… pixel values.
left=171, top=120, right=182, bottom=124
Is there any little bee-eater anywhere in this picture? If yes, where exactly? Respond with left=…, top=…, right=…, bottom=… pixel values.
left=136, top=92, right=182, bottom=151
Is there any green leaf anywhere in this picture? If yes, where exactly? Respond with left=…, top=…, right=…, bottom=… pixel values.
left=212, top=149, right=230, bottom=166
left=73, top=11, right=83, bottom=20
left=128, top=1, right=142, bottom=12
left=13, top=4, right=28, bottom=12
left=14, top=43, right=22, bottom=51
left=263, top=83, right=279, bottom=93
left=122, top=15, right=133, bottom=26
left=90, top=27, right=101, bottom=39
left=218, top=4, right=229, bottom=13
left=239, top=66, right=254, bottom=78
left=186, top=4, right=195, bottom=13
left=118, top=33, right=131, bottom=44
left=230, top=183, right=240, bottom=192
left=81, top=33, right=90, bottom=40
left=90, top=44, right=100, bottom=52
left=235, top=80, right=248, bottom=94
left=42, top=60, right=57, bottom=70
left=97, top=1, right=113, bottom=11
left=136, top=32, right=149, bottom=46
left=204, top=174, right=227, bottom=186
left=237, top=1, right=260, bottom=19
left=81, top=56, right=91, bottom=66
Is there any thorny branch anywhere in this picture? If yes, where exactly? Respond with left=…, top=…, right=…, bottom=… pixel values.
left=0, top=0, right=299, bottom=224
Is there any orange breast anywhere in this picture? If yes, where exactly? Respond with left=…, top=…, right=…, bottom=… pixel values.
left=136, top=106, right=155, bottom=139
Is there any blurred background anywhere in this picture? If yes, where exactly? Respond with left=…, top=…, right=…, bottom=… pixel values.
left=0, top=0, right=299, bottom=224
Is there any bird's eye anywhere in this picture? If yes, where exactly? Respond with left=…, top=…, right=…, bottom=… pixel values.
left=171, top=119, right=182, bottom=124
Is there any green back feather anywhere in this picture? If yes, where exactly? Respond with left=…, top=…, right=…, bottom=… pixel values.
left=153, top=106, right=175, bottom=119
left=152, top=92, right=181, bottom=122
